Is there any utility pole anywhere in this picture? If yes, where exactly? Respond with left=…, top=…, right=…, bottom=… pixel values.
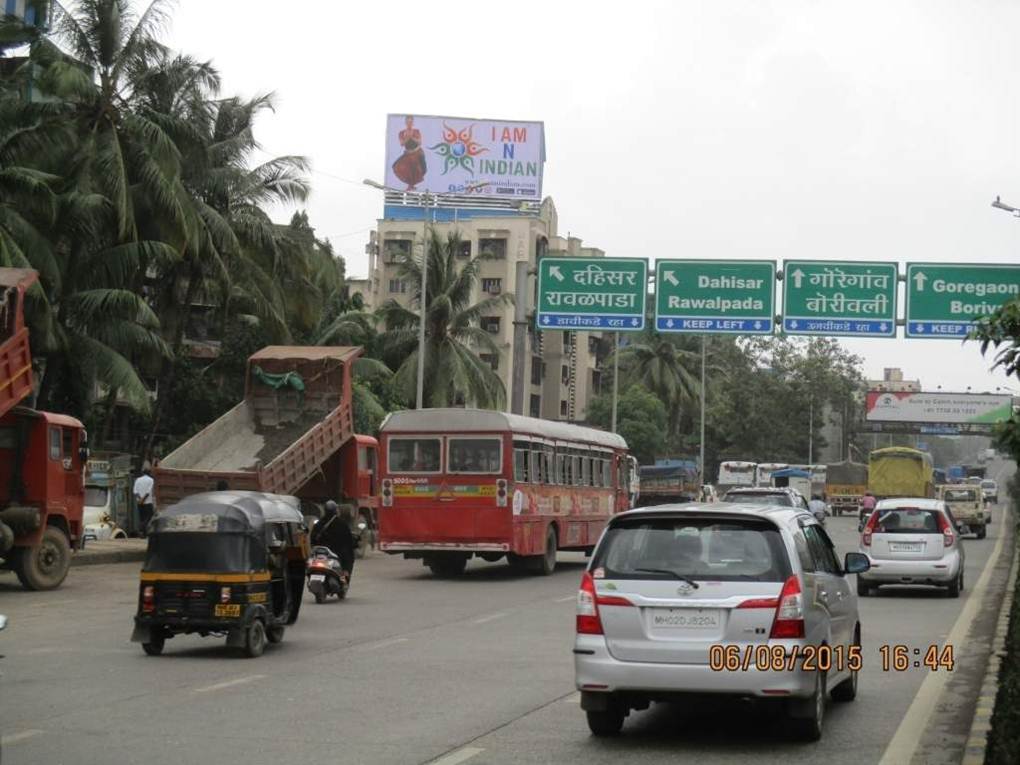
left=808, top=390, right=814, bottom=465
left=415, top=193, right=433, bottom=410
left=510, top=260, right=530, bottom=414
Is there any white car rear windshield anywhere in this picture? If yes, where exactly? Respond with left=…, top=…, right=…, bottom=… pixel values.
left=722, top=492, right=793, bottom=506
left=871, top=508, right=943, bottom=534
left=593, top=517, right=791, bottom=582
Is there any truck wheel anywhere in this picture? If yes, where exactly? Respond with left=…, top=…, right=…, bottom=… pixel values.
left=16, top=527, right=71, bottom=591
left=243, top=619, right=267, bottom=658
left=976, top=526, right=987, bottom=539
left=427, top=554, right=468, bottom=577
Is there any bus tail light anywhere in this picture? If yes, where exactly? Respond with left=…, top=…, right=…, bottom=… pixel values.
left=381, top=478, right=393, bottom=507
left=496, top=479, right=508, bottom=507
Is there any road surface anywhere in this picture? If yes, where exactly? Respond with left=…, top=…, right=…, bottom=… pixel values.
left=0, top=460, right=1013, bottom=765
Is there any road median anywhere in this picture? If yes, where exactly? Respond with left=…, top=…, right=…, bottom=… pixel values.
left=72, top=539, right=147, bottom=567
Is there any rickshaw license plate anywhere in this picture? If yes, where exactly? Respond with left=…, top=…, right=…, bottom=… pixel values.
left=214, top=604, right=241, bottom=617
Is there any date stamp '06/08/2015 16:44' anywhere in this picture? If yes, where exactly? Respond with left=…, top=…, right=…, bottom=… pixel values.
left=708, top=644, right=955, bottom=673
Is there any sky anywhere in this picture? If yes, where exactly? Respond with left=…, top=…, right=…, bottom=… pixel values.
left=168, top=0, right=1020, bottom=394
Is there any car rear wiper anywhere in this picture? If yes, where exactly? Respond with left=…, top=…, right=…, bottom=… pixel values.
left=634, top=568, right=700, bottom=588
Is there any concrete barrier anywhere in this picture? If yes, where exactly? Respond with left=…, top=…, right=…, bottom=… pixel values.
left=72, top=539, right=147, bottom=567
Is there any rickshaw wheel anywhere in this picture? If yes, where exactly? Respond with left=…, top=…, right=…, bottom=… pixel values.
left=142, top=633, right=165, bottom=656
left=244, top=619, right=266, bottom=658
left=267, top=625, right=285, bottom=644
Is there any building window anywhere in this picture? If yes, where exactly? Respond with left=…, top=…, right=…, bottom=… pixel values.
left=561, top=365, right=570, bottom=384
left=563, top=331, right=574, bottom=347
left=529, top=394, right=541, bottom=418
left=388, top=279, right=406, bottom=294
left=479, top=353, right=499, bottom=371
left=530, top=357, right=543, bottom=385
left=458, top=240, right=472, bottom=258
left=481, top=316, right=501, bottom=334
left=479, top=238, right=507, bottom=259
left=481, top=278, right=503, bottom=295
left=560, top=400, right=568, bottom=418
left=588, top=336, right=600, bottom=354
left=383, top=239, right=411, bottom=263
left=592, top=369, right=602, bottom=393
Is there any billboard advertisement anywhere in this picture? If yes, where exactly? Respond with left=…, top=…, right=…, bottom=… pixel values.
left=384, top=114, right=544, bottom=200
left=865, top=391, right=1013, bottom=425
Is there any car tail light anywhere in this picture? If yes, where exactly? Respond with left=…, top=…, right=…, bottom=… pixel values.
left=381, top=478, right=393, bottom=507
left=220, top=586, right=231, bottom=603
left=142, top=585, right=155, bottom=613
left=861, top=511, right=879, bottom=546
left=577, top=572, right=602, bottom=634
left=496, top=479, right=508, bottom=507
left=937, top=513, right=954, bottom=547
left=769, top=575, right=805, bottom=639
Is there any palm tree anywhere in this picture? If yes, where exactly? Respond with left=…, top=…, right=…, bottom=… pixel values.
left=377, top=231, right=511, bottom=409
left=612, top=327, right=701, bottom=439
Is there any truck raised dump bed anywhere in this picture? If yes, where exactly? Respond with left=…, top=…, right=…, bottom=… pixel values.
left=155, top=346, right=374, bottom=510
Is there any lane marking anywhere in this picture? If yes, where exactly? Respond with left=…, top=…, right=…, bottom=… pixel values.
left=562, top=692, right=581, bottom=704
left=879, top=506, right=1011, bottom=765
left=1, top=729, right=43, bottom=745
left=358, top=637, right=409, bottom=652
left=555, top=594, right=576, bottom=603
left=193, top=674, right=266, bottom=693
left=472, top=612, right=507, bottom=625
left=429, top=747, right=484, bottom=765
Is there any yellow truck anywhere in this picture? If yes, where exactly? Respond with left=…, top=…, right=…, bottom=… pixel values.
left=825, top=460, right=868, bottom=516
left=938, top=484, right=986, bottom=539
left=867, top=447, right=934, bottom=500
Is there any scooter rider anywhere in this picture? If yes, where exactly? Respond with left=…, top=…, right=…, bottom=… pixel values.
left=311, top=501, right=356, bottom=581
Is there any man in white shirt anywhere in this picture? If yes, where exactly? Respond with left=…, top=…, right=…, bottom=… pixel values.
left=133, top=469, right=155, bottom=537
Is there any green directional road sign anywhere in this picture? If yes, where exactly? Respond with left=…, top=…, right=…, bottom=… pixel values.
left=536, top=257, right=647, bottom=331
left=654, top=260, right=775, bottom=334
left=906, top=262, right=1020, bottom=339
left=782, top=260, right=898, bottom=337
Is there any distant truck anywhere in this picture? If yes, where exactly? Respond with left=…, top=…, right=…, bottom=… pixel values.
left=83, top=453, right=134, bottom=542
left=964, top=465, right=986, bottom=480
left=0, top=269, right=86, bottom=590
left=868, top=447, right=935, bottom=500
left=948, top=465, right=965, bottom=483
left=938, top=484, right=986, bottom=539
left=638, top=460, right=699, bottom=505
left=825, top=460, right=868, bottom=516
left=155, top=346, right=378, bottom=520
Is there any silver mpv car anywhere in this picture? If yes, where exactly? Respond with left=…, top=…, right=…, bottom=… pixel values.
left=574, top=503, right=870, bottom=741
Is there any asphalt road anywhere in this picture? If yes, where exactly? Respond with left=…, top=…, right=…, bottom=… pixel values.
left=0, top=460, right=1014, bottom=765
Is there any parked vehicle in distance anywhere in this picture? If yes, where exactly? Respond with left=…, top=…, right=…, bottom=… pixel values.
left=378, top=409, right=632, bottom=577
left=825, top=460, right=868, bottom=517
left=937, top=485, right=985, bottom=539
left=638, top=460, right=699, bottom=506
left=83, top=454, right=134, bottom=542
left=770, top=468, right=813, bottom=502
left=575, top=503, right=869, bottom=741
left=868, top=447, right=934, bottom=500
left=981, top=479, right=998, bottom=504
left=721, top=487, right=809, bottom=511
left=716, top=461, right=757, bottom=495
left=857, top=498, right=965, bottom=598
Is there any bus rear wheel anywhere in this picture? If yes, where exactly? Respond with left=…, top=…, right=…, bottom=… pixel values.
left=533, top=526, right=558, bottom=576
left=427, top=554, right=468, bottom=578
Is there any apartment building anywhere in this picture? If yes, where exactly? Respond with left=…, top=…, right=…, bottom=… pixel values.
left=357, top=197, right=609, bottom=421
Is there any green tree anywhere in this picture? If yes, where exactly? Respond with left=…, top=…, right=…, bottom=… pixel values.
left=973, top=297, right=1020, bottom=460
left=377, top=231, right=511, bottom=409
left=587, top=385, right=668, bottom=464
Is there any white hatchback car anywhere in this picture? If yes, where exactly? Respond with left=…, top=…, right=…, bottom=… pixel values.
left=574, top=503, right=869, bottom=741
left=857, top=498, right=965, bottom=597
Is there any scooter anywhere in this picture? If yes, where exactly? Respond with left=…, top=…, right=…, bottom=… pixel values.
left=306, top=546, right=348, bottom=604
left=354, top=519, right=370, bottom=559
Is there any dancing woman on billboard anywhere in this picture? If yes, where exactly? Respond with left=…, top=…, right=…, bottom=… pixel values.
left=393, top=115, right=427, bottom=190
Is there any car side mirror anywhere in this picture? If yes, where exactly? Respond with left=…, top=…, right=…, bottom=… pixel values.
left=844, top=552, right=870, bottom=575
left=0, top=614, right=7, bottom=631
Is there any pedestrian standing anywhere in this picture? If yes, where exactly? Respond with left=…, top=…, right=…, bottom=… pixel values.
left=134, top=468, right=155, bottom=537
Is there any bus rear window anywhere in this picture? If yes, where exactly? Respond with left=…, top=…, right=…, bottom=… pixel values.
left=448, top=438, right=501, bottom=474
left=388, top=438, right=441, bottom=473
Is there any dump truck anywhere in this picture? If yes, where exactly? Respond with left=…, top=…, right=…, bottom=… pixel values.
left=0, top=268, right=86, bottom=590
left=868, top=447, right=934, bottom=500
left=638, top=460, right=700, bottom=505
left=155, top=346, right=378, bottom=521
left=825, top=460, right=868, bottom=516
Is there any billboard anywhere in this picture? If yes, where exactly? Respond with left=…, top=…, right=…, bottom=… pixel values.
left=384, top=114, right=544, bottom=200
left=865, top=391, right=1013, bottom=425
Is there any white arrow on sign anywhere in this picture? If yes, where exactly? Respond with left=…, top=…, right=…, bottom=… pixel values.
left=913, top=271, right=927, bottom=292
left=789, top=320, right=799, bottom=329
left=631, top=318, right=639, bottom=326
left=880, top=323, right=889, bottom=332
left=548, top=265, right=565, bottom=282
left=666, top=319, right=675, bottom=328
left=664, top=271, right=679, bottom=287
left=754, top=321, right=762, bottom=330
left=791, top=269, right=806, bottom=289
left=541, top=316, right=551, bottom=324
left=914, top=323, right=924, bottom=333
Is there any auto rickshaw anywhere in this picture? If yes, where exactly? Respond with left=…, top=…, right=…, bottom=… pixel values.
left=130, top=491, right=310, bottom=658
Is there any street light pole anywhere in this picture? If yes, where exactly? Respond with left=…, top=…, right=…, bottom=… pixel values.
left=699, top=336, right=706, bottom=489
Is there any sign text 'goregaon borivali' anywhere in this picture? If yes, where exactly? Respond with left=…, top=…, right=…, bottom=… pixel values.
left=905, top=263, right=1020, bottom=338
left=654, top=260, right=775, bottom=334
left=536, top=258, right=647, bottom=330
left=782, top=261, right=897, bottom=337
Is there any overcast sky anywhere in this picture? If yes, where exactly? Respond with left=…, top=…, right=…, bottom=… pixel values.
left=169, top=0, right=1020, bottom=394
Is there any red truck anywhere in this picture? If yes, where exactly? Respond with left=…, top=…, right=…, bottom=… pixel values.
left=0, top=269, right=87, bottom=590
left=155, top=346, right=378, bottom=519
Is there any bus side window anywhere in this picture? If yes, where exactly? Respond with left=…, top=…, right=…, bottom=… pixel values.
left=513, top=441, right=530, bottom=483
left=49, top=427, right=61, bottom=460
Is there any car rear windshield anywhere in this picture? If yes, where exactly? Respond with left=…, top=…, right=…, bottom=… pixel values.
left=722, top=493, right=792, bottom=507
left=981, top=481, right=996, bottom=489
left=592, top=516, right=792, bottom=582
left=84, top=486, right=109, bottom=507
left=942, top=489, right=978, bottom=502
left=871, top=508, right=943, bottom=534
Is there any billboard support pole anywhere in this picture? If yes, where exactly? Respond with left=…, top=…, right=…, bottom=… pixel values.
left=611, top=332, right=620, bottom=433
left=699, top=336, right=706, bottom=489
left=416, top=193, right=433, bottom=410
left=510, top=260, right=530, bottom=415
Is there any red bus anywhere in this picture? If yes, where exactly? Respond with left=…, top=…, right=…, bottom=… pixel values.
left=378, top=408, right=634, bottom=577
